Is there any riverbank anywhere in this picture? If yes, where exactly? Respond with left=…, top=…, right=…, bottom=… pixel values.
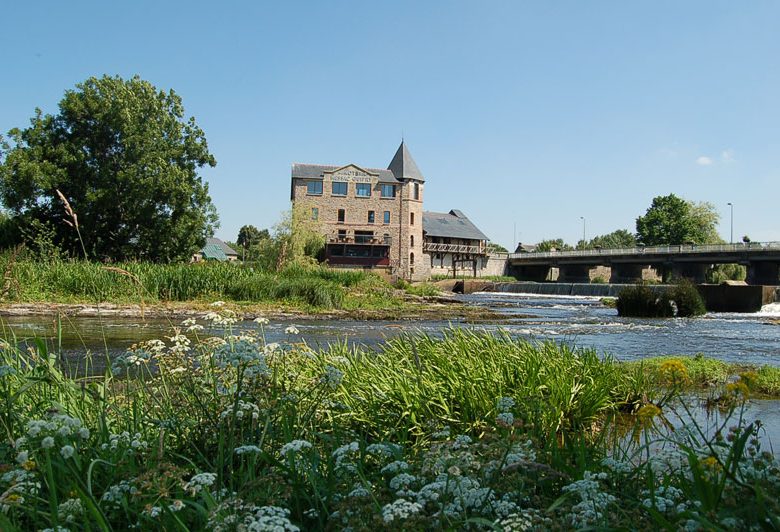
left=0, top=323, right=775, bottom=530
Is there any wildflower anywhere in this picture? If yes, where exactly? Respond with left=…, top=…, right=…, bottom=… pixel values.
left=279, top=440, right=312, bottom=456
left=0, top=365, right=17, bottom=378
left=348, top=483, right=371, bottom=498
left=254, top=317, right=270, bottom=325
left=381, top=461, right=410, bottom=475
left=78, top=428, right=90, bottom=440
left=659, top=359, right=690, bottom=385
left=58, top=498, right=83, bottom=523
left=637, top=403, right=662, bottom=423
left=285, top=325, right=300, bottom=335
left=561, top=471, right=615, bottom=528
left=321, top=365, right=344, bottom=390
left=496, top=396, right=515, bottom=413
left=389, top=473, right=417, bottom=493
left=15, top=451, right=28, bottom=464
left=382, top=498, right=423, bottom=523
left=185, top=472, right=217, bottom=495
left=60, top=445, right=75, bottom=459
left=41, top=437, right=55, bottom=449
left=210, top=301, right=226, bottom=307
left=235, top=445, right=262, bottom=455
left=169, top=499, right=184, bottom=512
left=245, top=506, right=299, bottom=531
left=496, top=412, right=514, bottom=427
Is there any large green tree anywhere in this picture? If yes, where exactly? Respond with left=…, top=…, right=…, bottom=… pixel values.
left=0, top=75, right=218, bottom=261
left=635, top=194, right=721, bottom=246
left=577, top=229, right=637, bottom=250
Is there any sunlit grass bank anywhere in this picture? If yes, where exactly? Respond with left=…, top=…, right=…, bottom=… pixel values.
left=0, top=257, right=403, bottom=310
left=0, top=320, right=777, bottom=530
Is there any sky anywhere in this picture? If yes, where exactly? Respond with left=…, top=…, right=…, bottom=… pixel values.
left=1, top=1, right=778, bottom=249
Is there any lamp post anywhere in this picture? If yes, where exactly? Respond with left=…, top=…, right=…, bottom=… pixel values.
left=580, top=216, right=586, bottom=246
left=727, top=202, right=733, bottom=244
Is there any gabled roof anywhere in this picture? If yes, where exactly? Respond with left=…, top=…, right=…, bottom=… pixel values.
left=205, top=237, right=238, bottom=257
left=291, top=163, right=399, bottom=183
left=387, top=141, right=424, bottom=182
left=423, top=210, right=489, bottom=241
left=201, top=243, right=228, bottom=261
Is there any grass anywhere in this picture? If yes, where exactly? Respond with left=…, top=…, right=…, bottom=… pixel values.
left=430, top=274, right=517, bottom=282
left=0, top=320, right=777, bottom=530
left=0, top=255, right=405, bottom=311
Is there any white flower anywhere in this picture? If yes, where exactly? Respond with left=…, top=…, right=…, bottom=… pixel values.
left=254, top=317, right=269, bottom=325
left=41, top=437, right=55, bottom=449
left=15, top=451, right=29, bottom=464
left=497, top=396, right=515, bottom=413
left=280, top=439, right=312, bottom=456
left=235, top=445, right=262, bottom=455
left=321, top=365, right=344, bottom=390
left=382, top=498, right=423, bottom=523
left=285, top=325, right=300, bottom=335
left=78, top=428, right=90, bottom=440
left=210, top=301, right=225, bottom=307
left=169, top=499, right=184, bottom=512
left=496, top=412, right=514, bottom=427
left=60, top=445, right=75, bottom=459
left=185, top=472, right=217, bottom=495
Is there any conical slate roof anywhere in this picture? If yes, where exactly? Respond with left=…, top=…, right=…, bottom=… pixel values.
left=387, top=141, right=425, bottom=182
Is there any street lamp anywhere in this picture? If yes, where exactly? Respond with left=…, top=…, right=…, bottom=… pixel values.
left=727, top=202, right=733, bottom=244
left=580, top=216, right=586, bottom=245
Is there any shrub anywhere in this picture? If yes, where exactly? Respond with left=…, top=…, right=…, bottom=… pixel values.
left=616, top=285, right=673, bottom=317
left=666, top=280, right=706, bottom=317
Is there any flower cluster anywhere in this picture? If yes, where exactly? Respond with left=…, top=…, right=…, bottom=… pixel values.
left=382, top=498, right=423, bottom=523
left=184, top=472, right=217, bottom=495
left=212, top=338, right=269, bottom=378
left=561, top=471, right=616, bottom=528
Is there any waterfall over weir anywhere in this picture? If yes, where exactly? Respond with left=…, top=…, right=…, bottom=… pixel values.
left=489, top=282, right=647, bottom=298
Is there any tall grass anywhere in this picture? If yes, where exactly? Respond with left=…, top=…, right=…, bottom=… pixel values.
left=0, top=255, right=386, bottom=309
left=0, top=321, right=776, bottom=530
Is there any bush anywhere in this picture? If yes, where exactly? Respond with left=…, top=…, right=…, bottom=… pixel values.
left=616, top=285, right=673, bottom=317
left=666, top=280, right=706, bottom=317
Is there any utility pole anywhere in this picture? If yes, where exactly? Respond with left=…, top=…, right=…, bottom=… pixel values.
left=727, top=202, right=733, bottom=244
left=580, top=216, right=586, bottom=246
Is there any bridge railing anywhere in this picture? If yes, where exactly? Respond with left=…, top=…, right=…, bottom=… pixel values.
left=509, top=241, right=780, bottom=260
left=424, top=242, right=485, bottom=254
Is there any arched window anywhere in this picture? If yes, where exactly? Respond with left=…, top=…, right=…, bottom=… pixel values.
left=410, top=252, right=415, bottom=265
left=410, top=212, right=415, bottom=225
left=410, top=235, right=414, bottom=247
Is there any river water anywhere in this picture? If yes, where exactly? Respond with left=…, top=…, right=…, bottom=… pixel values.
left=3, top=292, right=779, bottom=371
left=3, top=293, right=780, bottom=446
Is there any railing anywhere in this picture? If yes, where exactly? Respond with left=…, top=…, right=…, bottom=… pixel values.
left=327, top=236, right=390, bottom=245
left=424, top=242, right=486, bottom=254
left=509, top=241, right=780, bottom=260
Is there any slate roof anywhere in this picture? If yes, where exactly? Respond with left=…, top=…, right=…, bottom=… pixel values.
left=291, top=164, right=400, bottom=183
left=200, top=243, right=228, bottom=261
left=423, top=210, right=489, bottom=241
left=204, top=237, right=238, bottom=258
left=387, top=141, right=425, bottom=182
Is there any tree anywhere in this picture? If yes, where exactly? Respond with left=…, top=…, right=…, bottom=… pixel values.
left=237, top=225, right=270, bottom=249
left=577, top=229, right=637, bottom=250
left=535, top=238, right=573, bottom=252
left=635, top=194, right=720, bottom=246
left=0, top=75, right=218, bottom=262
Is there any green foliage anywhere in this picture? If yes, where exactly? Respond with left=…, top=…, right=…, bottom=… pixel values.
left=635, top=194, right=721, bottom=246
left=578, top=229, right=637, bottom=250
left=667, top=281, right=706, bottom=317
left=236, top=225, right=270, bottom=261
left=272, top=205, right=325, bottom=270
left=404, top=283, right=441, bottom=297
left=486, top=242, right=508, bottom=253
left=617, top=282, right=706, bottom=318
left=535, top=238, right=573, bottom=252
left=616, top=285, right=674, bottom=317
left=0, top=75, right=218, bottom=262
left=707, top=263, right=747, bottom=284
left=0, top=324, right=777, bottom=530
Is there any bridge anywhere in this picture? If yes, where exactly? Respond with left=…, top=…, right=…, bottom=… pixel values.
left=508, top=242, right=780, bottom=285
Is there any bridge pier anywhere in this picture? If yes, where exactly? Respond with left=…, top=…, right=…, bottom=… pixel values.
left=609, top=264, right=644, bottom=284
left=746, top=262, right=779, bottom=285
left=512, top=265, right=552, bottom=282
left=669, top=263, right=709, bottom=284
left=558, top=264, right=592, bottom=283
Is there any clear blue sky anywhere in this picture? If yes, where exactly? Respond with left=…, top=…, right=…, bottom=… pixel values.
left=2, top=1, right=778, bottom=248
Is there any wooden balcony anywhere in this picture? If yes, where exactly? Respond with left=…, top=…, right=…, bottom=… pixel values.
left=423, top=242, right=486, bottom=255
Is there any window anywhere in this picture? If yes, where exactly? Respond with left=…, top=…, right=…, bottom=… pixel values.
left=383, top=211, right=390, bottom=224
left=332, top=182, right=347, bottom=196
left=368, top=211, right=375, bottom=223
left=337, top=209, right=345, bottom=223
left=306, top=181, right=323, bottom=195
left=410, top=235, right=414, bottom=247
left=381, top=184, right=396, bottom=198
left=337, top=229, right=347, bottom=241
left=410, top=252, right=415, bottom=265
left=356, top=183, right=371, bottom=197
left=355, top=230, right=374, bottom=244
left=413, top=183, right=420, bottom=200
left=410, top=212, right=415, bottom=225
left=311, top=207, right=318, bottom=221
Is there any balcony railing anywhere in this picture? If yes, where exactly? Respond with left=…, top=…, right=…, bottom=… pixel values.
left=423, top=242, right=486, bottom=254
left=327, top=236, right=391, bottom=245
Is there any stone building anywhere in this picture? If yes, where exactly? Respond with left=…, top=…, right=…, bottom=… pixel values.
left=290, top=142, right=429, bottom=281
left=423, top=210, right=503, bottom=278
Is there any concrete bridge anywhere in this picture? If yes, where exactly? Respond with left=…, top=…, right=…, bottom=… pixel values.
left=508, top=242, right=780, bottom=285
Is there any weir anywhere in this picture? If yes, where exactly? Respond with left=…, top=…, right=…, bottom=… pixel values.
left=479, top=282, right=780, bottom=313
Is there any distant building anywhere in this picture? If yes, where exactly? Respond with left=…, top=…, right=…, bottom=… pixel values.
left=290, top=143, right=502, bottom=280
left=290, top=142, right=427, bottom=281
left=195, top=237, right=238, bottom=262
left=424, top=210, right=497, bottom=277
